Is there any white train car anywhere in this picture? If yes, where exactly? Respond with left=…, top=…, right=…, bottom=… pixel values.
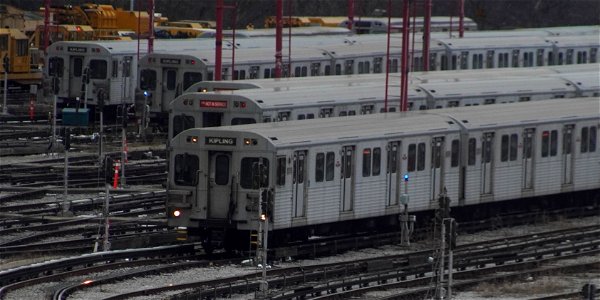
left=168, top=67, right=600, bottom=141
left=166, top=97, right=600, bottom=250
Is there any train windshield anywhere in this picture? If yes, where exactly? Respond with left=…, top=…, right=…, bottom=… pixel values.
left=140, top=69, right=157, bottom=90
left=89, top=60, right=107, bottom=79
left=174, top=153, right=199, bottom=186
left=183, top=72, right=203, bottom=90
left=240, top=157, right=269, bottom=189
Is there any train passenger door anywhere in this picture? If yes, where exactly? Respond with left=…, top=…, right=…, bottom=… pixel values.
left=162, top=68, right=178, bottom=110
left=69, top=56, right=84, bottom=98
left=340, top=146, right=355, bottom=212
left=292, top=151, right=307, bottom=218
left=207, top=152, right=232, bottom=219
left=430, top=137, right=445, bottom=200
left=386, top=141, right=401, bottom=206
left=522, top=128, right=536, bottom=190
left=562, top=125, right=574, bottom=185
left=480, top=133, right=494, bottom=195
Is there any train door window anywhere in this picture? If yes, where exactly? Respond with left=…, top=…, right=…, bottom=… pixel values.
left=524, top=52, right=533, bottom=67
left=510, top=134, right=519, bottom=161
left=550, top=130, right=558, bottom=156
left=277, top=156, right=286, bottom=186
left=498, top=53, right=509, bottom=68
left=362, top=148, right=372, bottom=177
left=358, top=61, right=365, bottom=74
left=89, top=59, right=107, bottom=79
left=441, top=55, right=448, bottom=70
left=429, top=53, right=437, bottom=70
left=73, top=57, right=83, bottom=77
left=519, top=96, right=531, bottom=102
left=566, top=49, right=574, bottom=64
left=122, top=56, right=132, bottom=78
left=419, top=105, right=427, bottom=110
left=264, top=68, right=271, bottom=78
left=234, top=70, right=246, bottom=80
left=390, top=59, right=399, bottom=72
left=320, top=108, right=333, bottom=118
left=297, top=114, right=306, bottom=120
left=174, top=153, right=199, bottom=186
left=348, top=110, right=356, bottom=116
left=577, top=51, right=587, bottom=64
left=324, top=65, right=331, bottom=76
left=542, top=131, right=551, bottom=157
left=214, top=155, right=230, bottom=185
left=451, top=139, right=460, bottom=167
left=468, top=138, right=476, bottom=166
left=0, top=35, right=6, bottom=51
left=389, top=107, right=396, bottom=112
left=316, top=153, right=325, bottom=182
left=473, top=54, right=483, bottom=69
left=372, top=148, right=381, bottom=176
left=310, top=63, right=320, bottom=76
left=240, top=157, right=269, bottom=189
left=484, top=99, right=495, bottom=105
left=335, top=64, right=342, bottom=75
left=536, top=49, right=545, bottom=66
left=173, top=115, right=194, bottom=138
left=345, top=60, right=354, bottom=75
left=140, top=69, right=156, bottom=90
left=364, top=61, right=371, bottom=73
left=306, top=113, right=315, bottom=119
left=407, top=144, right=416, bottom=172
left=48, top=57, right=64, bottom=77
left=374, top=57, right=383, bottom=73
left=339, top=111, right=347, bottom=117
left=183, top=72, right=202, bottom=90
left=413, top=57, right=423, bottom=71
left=581, top=126, right=597, bottom=153
left=263, top=116, right=272, bottom=123
left=591, top=48, right=598, bottom=63
left=250, top=66, right=260, bottom=79
left=448, top=101, right=459, bottom=108
left=581, top=127, right=588, bottom=153
left=460, top=51, right=469, bottom=69
left=231, top=118, right=256, bottom=125
left=501, top=134, right=509, bottom=162
left=417, top=143, right=426, bottom=171
left=222, top=67, right=229, bottom=80
left=557, top=52, right=564, bottom=65
left=451, top=55, right=457, bottom=70
left=294, top=66, right=301, bottom=77
left=166, top=69, right=177, bottom=90
left=486, top=50, right=495, bottom=68
left=326, top=152, right=335, bottom=181
left=301, top=66, right=307, bottom=77
left=278, top=111, right=291, bottom=121
left=111, top=60, right=118, bottom=78
left=511, top=50, right=520, bottom=67
left=207, top=72, right=214, bottom=81
left=361, top=105, right=374, bottom=115
left=16, top=39, right=27, bottom=56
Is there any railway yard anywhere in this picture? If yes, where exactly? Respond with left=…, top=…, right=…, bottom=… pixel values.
left=1, top=2, right=600, bottom=299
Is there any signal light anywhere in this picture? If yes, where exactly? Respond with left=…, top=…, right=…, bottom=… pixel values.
left=172, top=210, right=182, bottom=217
left=403, top=174, right=409, bottom=182
left=260, top=213, right=267, bottom=221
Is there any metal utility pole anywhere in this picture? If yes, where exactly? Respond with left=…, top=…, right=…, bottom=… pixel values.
left=215, top=0, right=224, bottom=81
left=400, top=0, right=410, bottom=112
left=347, top=0, right=355, bottom=31
left=458, top=0, right=465, bottom=38
left=400, top=174, right=411, bottom=246
left=274, top=0, right=283, bottom=79
left=422, top=0, right=432, bottom=70
left=147, top=0, right=155, bottom=53
left=2, top=54, right=8, bottom=115
left=43, top=0, right=51, bottom=55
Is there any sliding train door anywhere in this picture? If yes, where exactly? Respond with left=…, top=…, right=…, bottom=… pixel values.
left=207, top=152, right=232, bottom=219
left=562, top=125, right=574, bottom=185
left=522, top=128, right=536, bottom=190
left=386, top=141, right=401, bottom=206
left=431, top=137, right=445, bottom=200
left=480, top=133, right=494, bottom=195
left=292, top=150, right=307, bottom=218
left=340, top=146, right=355, bottom=212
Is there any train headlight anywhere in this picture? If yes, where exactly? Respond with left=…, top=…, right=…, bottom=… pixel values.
left=172, top=209, right=182, bottom=217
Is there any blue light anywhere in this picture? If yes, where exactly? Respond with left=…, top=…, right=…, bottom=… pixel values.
left=403, top=174, right=409, bottom=182
left=143, top=91, right=150, bottom=97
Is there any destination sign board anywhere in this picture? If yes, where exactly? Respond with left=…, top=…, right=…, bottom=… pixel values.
left=160, top=58, right=181, bottom=64
left=68, top=47, right=87, bottom=53
left=200, top=100, right=228, bottom=108
left=205, top=137, right=236, bottom=146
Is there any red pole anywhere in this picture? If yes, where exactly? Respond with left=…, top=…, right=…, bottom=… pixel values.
left=410, top=0, right=416, bottom=72
left=113, top=161, right=120, bottom=189
left=458, top=0, right=465, bottom=38
left=347, top=0, right=354, bottom=31
left=215, top=0, right=224, bottom=81
left=29, top=96, right=35, bottom=120
left=147, top=0, right=155, bottom=53
left=274, top=0, right=283, bottom=78
left=231, top=3, right=237, bottom=80
left=137, top=0, right=141, bottom=61
left=400, top=0, right=410, bottom=112
left=43, top=0, right=51, bottom=54
left=384, top=0, right=392, bottom=112
left=423, top=0, right=432, bottom=71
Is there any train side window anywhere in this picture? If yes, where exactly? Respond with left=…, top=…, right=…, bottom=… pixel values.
left=510, top=134, right=518, bottom=161
left=231, top=118, right=256, bottom=125
left=316, top=153, right=324, bottom=182
left=581, top=126, right=597, bottom=153
left=240, top=157, right=269, bottom=189
left=536, top=49, right=545, bottom=66
left=542, top=131, right=550, bottom=157
left=345, top=60, right=354, bottom=75
left=451, top=139, right=460, bottom=167
left=16, top=39, right=27, bottom=56
left=183, top=72, right=203, bottom=90
left=389, top=107, right=396, bottom=112
left=294, top=66, right=301, bottom=77
left=320, top=108, right=333, bottom=118
left=297, top=114, right=306, bottom=120
left=468, top=138, right=476, bottom=166
left=512, top=49, right=520, bottom=67
left=335, top=64, right=342, bottom=75
left=519, top=96, right=531, bottom=102
left=361, top=105, right=374, bottom=115
left=174, top=153, right=199, bottom=186
left=277, top=156, right=286, bottom=186
left=407, top=144, right=416, bottom=172
left=372, top=148, right=381, bottom=176
left=324, top=65, right=331, bottom=76
left=306, top=113, right=315, bottom=119
left=48, top=57, right=64, bottom=77
left=326, top=152, right=335, bottom=181
left=89, top=59, right=107, bottom=79
left=362, top=148, right=372, bottom=177
left=339, top=111, right=347, bottom=117
left=566, top=49, right=574, bottom=64
left=235, top=70, right=246, bottom=80
left=484, top=99, right=495, bottom=105
left=264, top=68, right=271, bottom=79
left=417, top=143, right=426, bottom=171
left=390, top=59, right=399, bottom=72
left=250, top=66, right=260, bottom=79
left=348, top=110, right=356, bottom=116
left=263, top=116, right=272, bottom=123
left=419, top=105, right=427, bottom=110
left=460, top=51, right=468, bottom=69
left=310, top=63, right=320, bottom=76
left=0, top=35, right=7, bottom=51
left=591, top=48, right=598, bottom=63
left=373, top=57, right=383, bottom=73
left=577, top=51, right=588, bottom=64
left=486, top=50, right=495, bottom=68
left=172, top=115, right=195, bottom=138
left=215, top=155, right=230, bottom=185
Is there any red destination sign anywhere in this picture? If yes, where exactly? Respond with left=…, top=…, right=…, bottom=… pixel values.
left=200, top=100, right=228, bottom=108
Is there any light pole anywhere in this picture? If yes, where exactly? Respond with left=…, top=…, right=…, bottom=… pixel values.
left=3, top=54, right=9, bottom=115
left=400, top=174, right=410, bottom=246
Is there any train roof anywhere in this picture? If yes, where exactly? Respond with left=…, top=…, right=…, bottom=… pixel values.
left=177, top=97, right=599, bottom=148
left=226, top=26, right=352, bottom=38
left=556, top=71, right=600, bottom=91
left=435, top=36, right=554, bottom=49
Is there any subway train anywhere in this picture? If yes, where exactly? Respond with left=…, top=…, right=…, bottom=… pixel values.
left=168, top=64, right=600, bottom=141
left=166, top=97, right=600, bottom=251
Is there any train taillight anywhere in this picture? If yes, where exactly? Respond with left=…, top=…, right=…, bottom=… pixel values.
left=172, top=209, right=182, bottom=217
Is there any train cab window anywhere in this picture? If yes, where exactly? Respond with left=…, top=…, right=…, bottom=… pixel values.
left=297, top=114, right=306, bottom=120
left=183, top=72, right=203, bottom=90
left=451, top=140, right=460, bottom=167
left=277, top=111, right=291, bottom=121
left=173, top=154, right=199, bottom=186
left=306, top=113, right=315, bottom=119
left=361, top=105, right=374, bottom=115
left=372, top=148, right=381, bottom=176
left=339, top=111, right=347, bottom=116
left=72, top=57, right=83, bottom=77
left=140, top=69, right=157, bottom=90
left=468, top=138, right=476, bottom=166
left=215, top=155, right=230, bottom=185
left=166, top=69, right=177, bottom=90
left=231, top=118, right=256, bottom=125
left=326, top=152, right=335, bottom=181
left=48, top=57, right=64, bottom=77
left=320, top=108, right=333, bottom=118
left=316, top=153, right=325, bottom=182
left=276, top=157, right=286, bottom=186
left=172, top=115, right=194, bottom=138
left=16, top=39, right=27, bottom=56
left=89, top=59, right=107, bottom=79
left=362, top=149, right=372, bottom=177
left=240, top=157, right=269, bottom=189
